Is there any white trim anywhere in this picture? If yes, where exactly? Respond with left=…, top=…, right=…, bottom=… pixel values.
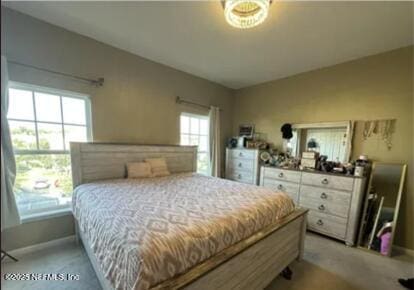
left=180, top=113, right=210, bottom=175
left=3, top=235, right=76, bottom=260
left=181, top=112, right=209, bottom=119
left=344, top=120, right=354, bottom=164
left=7, top=81, right=93, bottom=218
left=9, top=81, right=91, bottom=100
left=21, top=208, right=72, bottom=224
left=32, top=89, right=40, bottom=148
left=8, top=118, right=88, bottom=128
left=393, top=245, right=414, bottom=257
left=85, top=94, right=93, bottom=142
left=292, top=121, right=350, bottom=129
left=8, top=81, right=93, bottom=145
left=14, top=149, right=70, bottom=155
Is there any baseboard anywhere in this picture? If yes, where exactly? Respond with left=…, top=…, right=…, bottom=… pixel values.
left=393, top=245, right=414, bottom=257
left=3, top=235, right=76, bottom=259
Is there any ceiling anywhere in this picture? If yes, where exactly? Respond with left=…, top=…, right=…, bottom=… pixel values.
left=3, top=1, right=413, bottom=89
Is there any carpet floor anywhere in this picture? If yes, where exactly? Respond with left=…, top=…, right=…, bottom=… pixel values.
left=1, top=233, right=413, bottom=290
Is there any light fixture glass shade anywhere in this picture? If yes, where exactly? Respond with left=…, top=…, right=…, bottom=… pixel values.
left=224, top=0, right=270, bottom=29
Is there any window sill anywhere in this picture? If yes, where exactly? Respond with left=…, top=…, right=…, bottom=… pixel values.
left=21, top=208, right=73, bottom=224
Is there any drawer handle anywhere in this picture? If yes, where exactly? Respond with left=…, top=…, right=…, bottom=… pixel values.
left=321, top=178, right=329, bottom=185
left=238, top=174, right=242, bottom=179
left=320, top=193, right=328, bottom=199
left=277, top=184, right=283, bottom=190
left=278, top=172, right=284, bottom=178
left=317, top=219, right=324, bottom=226
left=239, top=152, right=243, bottom=157
left=318, top=204, right=325, bottom=211
left=238, top=163, right=242, bottom=167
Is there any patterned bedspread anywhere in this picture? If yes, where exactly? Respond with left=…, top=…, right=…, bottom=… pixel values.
left=72, top=173, right=295, bottom=290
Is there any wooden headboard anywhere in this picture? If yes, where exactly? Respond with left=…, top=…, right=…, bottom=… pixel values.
left=70, top=142, right=198, bottom=188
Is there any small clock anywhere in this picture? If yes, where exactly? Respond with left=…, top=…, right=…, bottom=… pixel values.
left=260, top=151, right=271, bottom=163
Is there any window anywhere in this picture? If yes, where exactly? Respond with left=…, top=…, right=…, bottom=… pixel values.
left=7, top=83, right=92, bottom=218
left=180, top=113, right=210, bottom=175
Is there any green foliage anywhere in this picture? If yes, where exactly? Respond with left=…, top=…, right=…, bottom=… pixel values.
left=197, top=153, right=209, bottom=175
left=12, top=124, right=73, bottom=198
left=15, top=155, right=72, bottom=195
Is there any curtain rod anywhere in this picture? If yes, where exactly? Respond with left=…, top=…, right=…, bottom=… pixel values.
left=176, top=96, right=222, bottom=111
left=7, top=60, right=104, bottom=87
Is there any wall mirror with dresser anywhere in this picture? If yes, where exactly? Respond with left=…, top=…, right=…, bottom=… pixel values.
left=226, top=121, right=371, bottom=247
left=268, top=121, right=366, bottom=246
left=287, top=121, right=354, bottom=163
left=225, top=122, right=407, bottom=253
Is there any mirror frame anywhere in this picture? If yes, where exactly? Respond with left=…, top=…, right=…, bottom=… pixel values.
left=357, top=162, right=407, bottom=257
left=291, top=121, right=354, bottom=163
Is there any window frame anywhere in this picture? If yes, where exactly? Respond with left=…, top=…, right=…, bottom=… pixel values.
left=7, top=82, right=93, bottom=221
left=8, top=81, right=93, bottom=156
left=179, top=112, right=210, bottom=175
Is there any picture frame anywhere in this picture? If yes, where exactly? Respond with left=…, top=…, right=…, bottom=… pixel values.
left=239, top=124, right=254, bottom=137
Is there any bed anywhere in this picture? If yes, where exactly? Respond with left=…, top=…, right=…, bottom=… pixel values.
left=70, top=142, right=308, bottom=290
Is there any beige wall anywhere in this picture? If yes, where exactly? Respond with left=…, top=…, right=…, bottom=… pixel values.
left=1, top=8, right=235, bottom=250
left=2, top=215, right=75, bottom=251
left=233, top=46, right=414, bottom=249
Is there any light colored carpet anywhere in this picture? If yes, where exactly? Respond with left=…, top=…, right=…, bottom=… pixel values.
left=1, top=233, right=413, bottom=290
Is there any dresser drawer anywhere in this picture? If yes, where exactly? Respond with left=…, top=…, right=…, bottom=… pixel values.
left=307, top=211, right=347, bottom=240
left=299, top=195, right=350, bottom=218
left=262, top=179, right=299, bottom=203
left=300, top=185, right=351, bottom=206
left=227, top=158, right=255, bottom=172
left=263, top=167, right=302, bottom=183
left=228, top=149, right=256, bottom=160
left=227, top=170, right=254, bottom=184
left=301, top=172, right=354, bottom=191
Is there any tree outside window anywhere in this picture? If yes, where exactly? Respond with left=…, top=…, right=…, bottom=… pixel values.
left=7, top=84, right=91, bottom=218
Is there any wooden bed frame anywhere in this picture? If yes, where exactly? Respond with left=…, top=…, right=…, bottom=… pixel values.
left=70, top=142, right=308, bottom=290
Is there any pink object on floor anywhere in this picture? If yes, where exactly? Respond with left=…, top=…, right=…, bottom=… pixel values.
left=380, top=232, right=392, bottom=256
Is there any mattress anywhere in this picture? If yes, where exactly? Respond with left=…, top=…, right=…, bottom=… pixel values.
left=72, top=173, right=295, bottom=290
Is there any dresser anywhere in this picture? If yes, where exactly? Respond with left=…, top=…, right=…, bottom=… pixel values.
left=225, top=148, right=260, bottom=185
left=260, top=166, right=366, bottom=246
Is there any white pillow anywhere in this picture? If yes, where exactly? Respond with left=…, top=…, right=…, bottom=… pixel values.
left=127, top=162, right=153, bottom=179
left=145, top=158, right=170, bottom=177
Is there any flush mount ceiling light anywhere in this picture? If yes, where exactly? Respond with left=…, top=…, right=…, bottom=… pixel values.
left=224, top=0, right=271, bottom=29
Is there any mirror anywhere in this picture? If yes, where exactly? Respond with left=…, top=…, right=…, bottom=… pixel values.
left=357, top=163, right=407, bottom=256
left=286, top=121, right=354, bottom=163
